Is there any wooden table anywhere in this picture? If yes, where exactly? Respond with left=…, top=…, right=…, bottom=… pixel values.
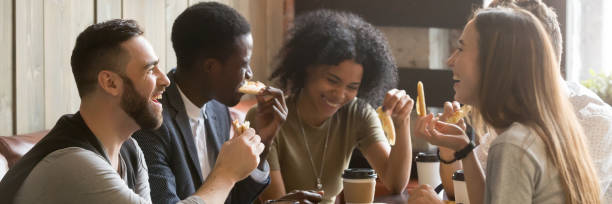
left=374, top=192, right=410, bottom=203
left=337, top=179, right=414, bottom=203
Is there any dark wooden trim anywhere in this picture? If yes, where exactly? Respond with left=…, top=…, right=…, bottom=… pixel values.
left=295, top=0, right=483, bottom=29
left=397, top=68, right=454, bottom=108
left=543, top=0, right=567, bottom=78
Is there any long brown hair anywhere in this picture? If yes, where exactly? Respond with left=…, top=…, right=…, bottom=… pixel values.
left=471, top=8, right=601, bottom=204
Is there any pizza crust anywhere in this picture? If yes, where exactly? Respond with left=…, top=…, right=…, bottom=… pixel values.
left=238, top=81, right=266, bottom=95
left=232, top=120, right=251, bottom=135
left=416, top=81, right=427, bottom=117
left=445, top=105, right=472, bottom=124
left=377, top=106, right=396, bottom=146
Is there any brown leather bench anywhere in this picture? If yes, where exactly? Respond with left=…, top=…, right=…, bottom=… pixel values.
left=0, top=131, right=49, bottom=179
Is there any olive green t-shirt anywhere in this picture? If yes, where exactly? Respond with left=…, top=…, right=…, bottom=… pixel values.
left=246, top=98, right=388, bottom=203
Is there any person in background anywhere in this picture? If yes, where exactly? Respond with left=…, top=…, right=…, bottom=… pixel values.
left=249, top=10, right=414, bottom=203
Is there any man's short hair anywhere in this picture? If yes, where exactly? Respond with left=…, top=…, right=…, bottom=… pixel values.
left=171, top=2, right=251, bottom=71
left=489, top=0, right=562, bottom=61
left=70, top=19, right=143, bottom=97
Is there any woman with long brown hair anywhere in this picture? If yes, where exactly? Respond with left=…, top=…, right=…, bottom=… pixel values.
left=413, top=7, right=601, bottom=204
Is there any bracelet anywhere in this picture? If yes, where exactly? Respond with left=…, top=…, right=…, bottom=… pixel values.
left=437, top=149, right=456, bottom=164
left=438, top=140, right=476, bottom=164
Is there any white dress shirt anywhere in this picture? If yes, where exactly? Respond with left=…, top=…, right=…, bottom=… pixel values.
left=177, top=85, right=212, bottom=180
left=566, top=81, right=612, bottom=202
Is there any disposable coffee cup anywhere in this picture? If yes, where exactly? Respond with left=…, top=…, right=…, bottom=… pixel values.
left=453, top=170, right=469, bottom=204
left=342, top=168, right=377, bottom=204
left=416, top=152, right=443, bottom=199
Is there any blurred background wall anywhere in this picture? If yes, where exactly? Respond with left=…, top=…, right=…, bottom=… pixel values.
left=3, top=0, right=606, bottom=137
left=0, top=0, right=290, bottom=135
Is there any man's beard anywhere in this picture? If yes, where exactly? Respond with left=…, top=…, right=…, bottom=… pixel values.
left=120, top=75, right=162, bottom=130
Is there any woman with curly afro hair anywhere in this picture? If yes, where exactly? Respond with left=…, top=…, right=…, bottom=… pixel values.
left=246, top=10, right=414, bottom=203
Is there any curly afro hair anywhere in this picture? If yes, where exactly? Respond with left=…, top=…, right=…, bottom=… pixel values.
left=269, top=9, right=398, bottom=107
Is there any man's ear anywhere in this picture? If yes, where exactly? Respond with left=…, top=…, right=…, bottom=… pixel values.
left=203, top=58, right=222, bottom=74
left=97, top=70, right=122, bottom=96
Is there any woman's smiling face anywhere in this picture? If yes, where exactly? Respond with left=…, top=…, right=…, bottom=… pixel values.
left=302, top=60, right=363, bottom=119
left=447, top=20, right=481, bottom=106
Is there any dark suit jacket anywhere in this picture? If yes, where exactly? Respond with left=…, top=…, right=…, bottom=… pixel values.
left=133, top=69, right=269, bottom=204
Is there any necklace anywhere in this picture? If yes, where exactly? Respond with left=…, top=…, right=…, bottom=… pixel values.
left=295, top=101, right=332, bottom=190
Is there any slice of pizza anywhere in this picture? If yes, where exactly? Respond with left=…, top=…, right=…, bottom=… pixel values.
left=232, top=120, right=251, bottom=135
left=238, top=81, right=266, bottom=95
left=445, top=105, right=472, bottom=124
left=376, top=106, right=396, bottom=146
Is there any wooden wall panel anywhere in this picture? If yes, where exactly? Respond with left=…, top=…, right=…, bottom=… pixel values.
left=249, top=0, right=268, bottom=82
left=265, top=0, right=284, bottom=82
left=7, top=0, right=279, bottom=134
left=0, top=0, right=13, bottom=135
left=189, top=0, right=231, bottom=6
left=232, top=0, right=250, bottom=21
left=16, top=0, right=45, bottom=134
left=188, top=0, right=201, bottom=6
left=165, top=0, right=189, bottom=71
left=123, top=0, right=167, bottom=73
left=96, top=0, right=122, bottom=22
left=181, top=0, right=281, bottom=83
left=378, top=26, right=430, bottom=68
left=44, top=0, right=94, bottom=129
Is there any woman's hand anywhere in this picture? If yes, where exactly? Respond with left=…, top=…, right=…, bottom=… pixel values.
left=415, top=101, right=469, bottom=150
left=254, top=87, right=288, bottom=147
left=439, top=101, right=467, bottom=129
left=382, top=89, right=414, bottom=129
left=277, top=190, right=324, bottom=204
left=416, top=101, right=466, bottom=134
left=363, top=89, right=414, bottom=194
left=407, top=185, right=445, bottom=204
left=415, top=113, right=469, bottom=152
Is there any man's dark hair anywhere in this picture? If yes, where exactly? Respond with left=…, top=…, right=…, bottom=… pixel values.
left=171, top=2, right=251, bottom=71
left=270, top=10, right=398, bottom=107
left=70, top=19, right=143, bottom=98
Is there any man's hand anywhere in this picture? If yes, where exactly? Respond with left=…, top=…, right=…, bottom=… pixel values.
left=276, top=190, right=324, bottom=204
left=407, top=185, right=445, bottom=204
left=382, top=89, right=414, bottom=129
left=254, top=87, right=288, bottom=146
left=213, top=128, right=265, bottom=182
